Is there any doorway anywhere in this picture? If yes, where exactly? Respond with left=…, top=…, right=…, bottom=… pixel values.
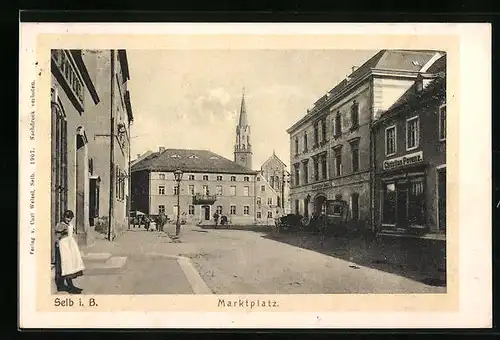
left=437, top=167, right=446, bottom=231
left=396, top=182, right=408, bottom=229
left=314, top=195, right=327, bottom=215
left=203, top=205, right=211, bottom=220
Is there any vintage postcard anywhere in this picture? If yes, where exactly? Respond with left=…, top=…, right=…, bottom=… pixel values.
left=19, top=22, right=492, bottom=328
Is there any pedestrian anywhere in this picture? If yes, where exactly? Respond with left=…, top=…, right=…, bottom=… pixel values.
left=274, top=209, right=282, bottom=235
left=213, top=212, right=219, bottom=228
left=144, top=215, right=150, bottom=231
left=54, top=210, right=84, bottom=294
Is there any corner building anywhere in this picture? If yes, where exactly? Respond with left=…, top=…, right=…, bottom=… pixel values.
left=287, top=50, right=444, bottom=231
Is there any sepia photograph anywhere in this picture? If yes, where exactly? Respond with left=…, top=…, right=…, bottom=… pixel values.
left=49, top=48, right=447, bottom=295
left=18, top=23, right=491, bottom=329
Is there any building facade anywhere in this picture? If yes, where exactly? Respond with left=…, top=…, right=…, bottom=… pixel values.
left=286, top=50, right=445, bottom=231
left=255, top=152, right=291, bottom=224
left=373, top=55, right=446, bottom=236
left=131, top=148, right=258, bottom=225
left=50, top=49, right=134, bottom=262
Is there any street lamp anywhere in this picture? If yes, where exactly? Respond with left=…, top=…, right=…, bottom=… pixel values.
left=173, top=169, right=184, bottom=237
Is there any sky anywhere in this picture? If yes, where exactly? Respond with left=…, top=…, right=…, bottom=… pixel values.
left=126, top=49, right=378, bottom=170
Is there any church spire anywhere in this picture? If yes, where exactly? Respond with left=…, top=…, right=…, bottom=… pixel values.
left=238, top=87, right=248, bottom=126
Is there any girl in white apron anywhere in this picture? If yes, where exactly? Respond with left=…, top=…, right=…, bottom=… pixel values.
left=54, top=210, right=85, bottom=294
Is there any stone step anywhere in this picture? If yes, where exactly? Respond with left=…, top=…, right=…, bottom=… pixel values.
left=82, top=252, right=112, bottom=263
left=83, top=256, right=127, bottom=275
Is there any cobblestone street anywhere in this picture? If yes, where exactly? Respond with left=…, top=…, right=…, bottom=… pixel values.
left=54, top=223, right=447, bottom=295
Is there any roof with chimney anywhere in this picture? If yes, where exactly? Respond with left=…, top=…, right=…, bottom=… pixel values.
left=238, top=88, right=248, bottom=127
left=131, top=148, right=257, bottom=174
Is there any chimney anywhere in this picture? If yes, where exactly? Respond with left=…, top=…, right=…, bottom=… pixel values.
left=158, top=147, right=165, bottom=153
left=351, top=66, right=358, bottom=73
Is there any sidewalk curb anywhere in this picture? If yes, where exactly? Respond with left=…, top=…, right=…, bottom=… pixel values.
left=146, top=253, right=213, bottom=295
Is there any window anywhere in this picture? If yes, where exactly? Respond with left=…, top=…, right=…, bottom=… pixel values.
left=261, top=185, right=266, bottom=192
left=159, top=173, right=165, bottom=180
left=351, top=100, right=359, bottom=129
left=243, top=206, right=250, bottom=215
left=439, top=104, right=446, bottom=141
left=334, top=111, right=342, bottom=136
left=313, top=158, right=319, bottom=181
left=382, top=183, right=396, bottom=224
left=257, top=177, right=260, bottom=181
left=243, top=186, right=249, bottom=196
left=350, top=139, right=360, bottom=173
left=230, top=176, right=236, bottom=182
left=188, top=185, right=195, bottom=195
left=217, top=175, right=223, bottom=181
left=188, top=205, right=195, bottom=215
left=406, top=116, right=419, bottom=150
left=408, top=179, right=425, bottom=225
left=313, top=124, right=319, bottom=146
left=158, top=185, right=165, bottom=195
left=202, top=185, right=209, bottom=195
left=203, top=175, right=209, bottom=181
left=351, top=193, right=359, bottom=221
left=230, top=186, right=236, bottom=196
left=267, top=211, right=273, bottom=218
left=244, top=176, right=249, bottom=182
left=303, top=161, right=309, bottom=184
left=303, top=132, right=308, bottom=151
left=295, top=200, right=299, bottom=214
left=230, top=205, right=236, bottom=215
left=295, top=137, right=299, bottom=155
left=189, top=174, right=195, bottom=180
left=267, top=197, right=273, bottom=205
left=334, top=147, right=342, bottom=177
left=216, top=205, right=223, bottom=215
left=277, top=196, right=281, bottom=207
left=321, top=119, right=327, bottom=143
left=294, top=165, right=300, bottom=186
left=257, top=211, right=262, bottom=218
left=321, top=154, right=327, bottom=180
left=257, top=197, right=261, bottom=206
left=385, top=126, right=396, bottom=156
left=173, top=185, right=179, bottom=195
left=216, top=185, right=223, bottom=196
left=158, top=205, right=165, bottom=214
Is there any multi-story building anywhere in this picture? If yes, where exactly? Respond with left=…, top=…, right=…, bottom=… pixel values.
left=286, top=50, right=445, bottom=231
left=373, top=55, right=446, bottom=237
left=50, top=49, right=134, bottom=261
left=131, top=148, right=258, bottom=225
left=255, top=152, right=291, bottom=224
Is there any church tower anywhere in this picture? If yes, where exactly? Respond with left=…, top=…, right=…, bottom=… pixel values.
left=234, top=88, right=252, bottom=169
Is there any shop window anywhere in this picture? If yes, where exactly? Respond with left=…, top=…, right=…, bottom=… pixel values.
left=385, top=126, right=396, bottom=156
left=406, top=116, right=420, bottom=150
left=382, top=183, right=396, bottom=224
left=408, top=179, right=425, bottom=225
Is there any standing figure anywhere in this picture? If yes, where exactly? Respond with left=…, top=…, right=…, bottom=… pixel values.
left=274, top=209, right=282, bottom=235
left=54, top=210, right=85, bottom=294
left=213, top=212, right=220, bottom=228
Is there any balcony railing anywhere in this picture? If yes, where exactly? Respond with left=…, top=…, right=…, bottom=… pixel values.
left=192, top=193, right=217, bottom=205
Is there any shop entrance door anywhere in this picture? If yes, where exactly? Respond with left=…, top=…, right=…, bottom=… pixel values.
left=396, top=182, right=408, bottom=229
